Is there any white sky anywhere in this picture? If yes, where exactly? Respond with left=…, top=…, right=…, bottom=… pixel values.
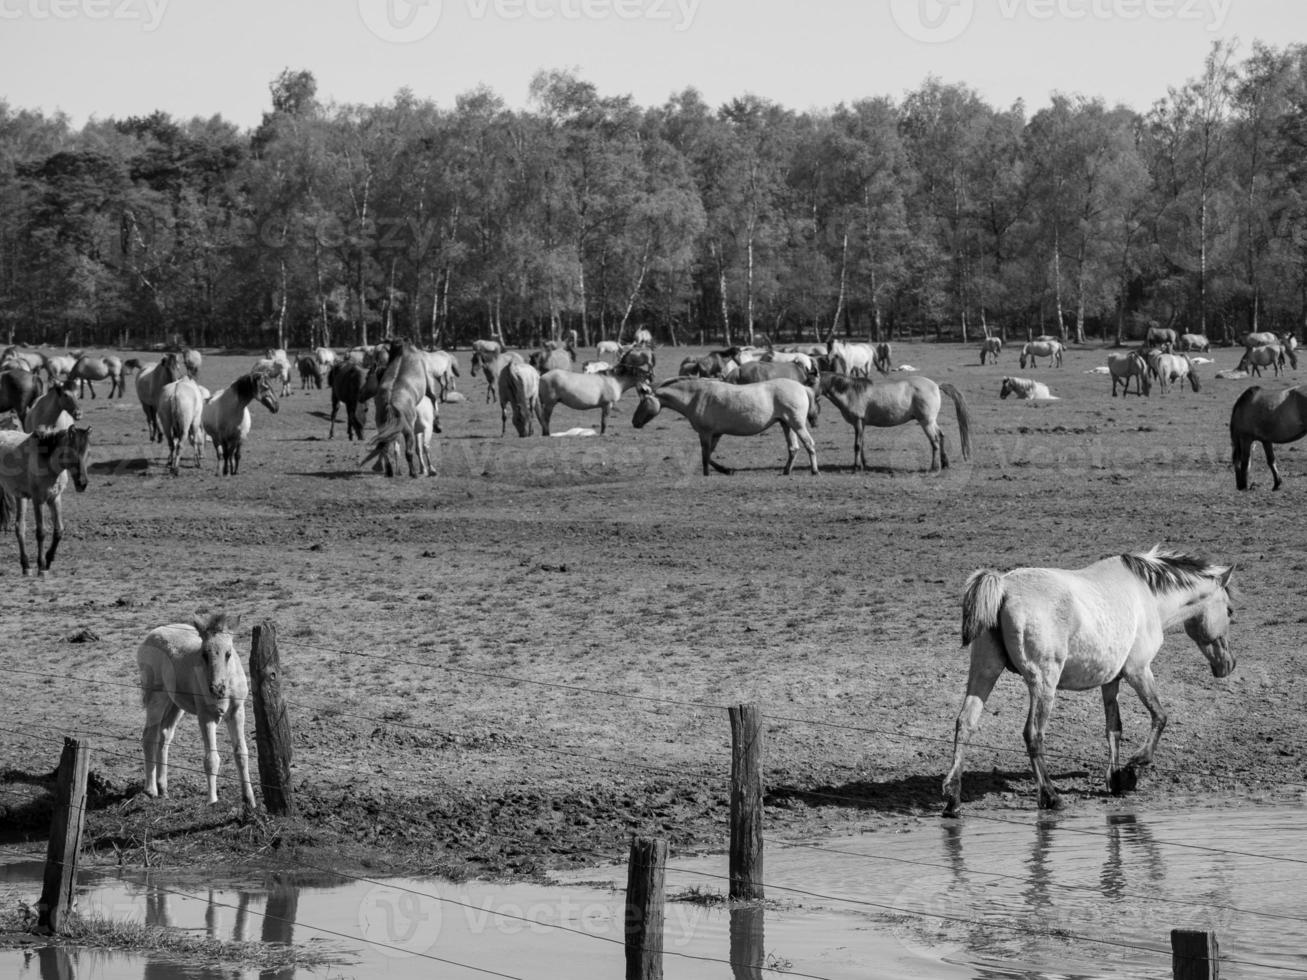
left=0, top=0, right=1302, bottom=129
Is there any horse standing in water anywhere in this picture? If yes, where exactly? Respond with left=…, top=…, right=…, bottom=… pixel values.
left=0, top=425, right=92, bottom=575
left=1229, top=384, right=1307, bottom=490
left=942, top=547, right=1236, bottom=815
left=137, top=611, right=257, bottom=812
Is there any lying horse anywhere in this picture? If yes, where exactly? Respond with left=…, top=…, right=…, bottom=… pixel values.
left=818, top=372, right=971, bottom=473
left=1229, top=384, right=1307, bottom=490
left=633, top=377, right=818, bottom=476
left=0, top=425, right=91, bottom=575
left=944, top=547, right=1235, bottom=814
left=1000, top=376, right=1058, bottom=400
left=137, top=611, right=257, bottom=811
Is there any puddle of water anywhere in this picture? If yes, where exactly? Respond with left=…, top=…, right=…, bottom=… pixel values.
left=3, top=805, right=1305, bottom=979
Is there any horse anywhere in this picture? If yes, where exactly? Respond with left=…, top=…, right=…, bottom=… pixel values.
left=362, top=341, right=444, bottom=477
left=157, top=378, right=206, bottom=475
left=327, top=361, right=376, bottom=440
left=1000, top=376, right=1058, bottom=400
left=471, top=349, right=522, bottom=404
left=1153, top=352, right=1201, bottom=393
left=679, top=350, right=736, bottom=379
left=44, top=354, right=77, bottom=383
left=0, top=425, right=91, bottom=575
left=979, top=337, right=1003, bottom=365
left=1107, top=351, right=1151, bottom=397
left=763, top=349, right=816, bottom=372
left=632, top=377, right=818, bottom=476
left=633, top=327, right=653, bottom=346
left=411, top=397, right=437, bottom=476
left=872, top=343, right=892, bottom=374
left=1229, top=384, right=1307, bottom=490
left=201, top=372, right=279, bottom=476
left=530, top=345, right=574, bottom=375
left=731, top=359, right=814, bottom=386
left=1238, top=343, right=1295, bottom=378
left=135, top=354, right=184, bottom=442
left=1, top=347, right=47, bottom=374
left=67, top=354, right=126, bottom=398
left=536, top=362, right=648, bottom=436
left=22, top=380, right=81, bottom=433
left=421, top=349, right=460, bottom=400
left=0, top=367, right=44, bottom=425
left=1146, top=326, right=1178, bottom=350
left=1175, top=333, right=1210, bottom=353
left=181, top=348, right=203, bottom=379
left=596, top=340, right=622, bottom=357
left=137, top=611, right=256, bottom=812
left=498, top=361, right=541, bottom=437
left=943, top=546, right=1235, bottom=815
left=1018, top=340, right=1064, bottom=369
left=827, top=339, right=875, bottom=377
left=314, top=346, right=337, bottom=370
left=252, top=356, right=292, bottom=397
left=472, top=338, right=503, bottom=357
left=297, top=355, right=324, bottom=390
left=818, top=372, right=971, bottom=473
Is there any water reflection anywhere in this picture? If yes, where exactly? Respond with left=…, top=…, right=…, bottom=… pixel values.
left=728, top=903, right=764, bottom=980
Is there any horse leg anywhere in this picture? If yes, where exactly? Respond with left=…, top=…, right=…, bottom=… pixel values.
left=702, top=433, right=733, bottom=476
left=198, top=715, right=223, bottom=804
left=14, top=498, right=31, bottom=575
left=1264, top=441, right=1283, bottom=490
left=852, top=420, right=864, bottom=472
left=42, top=496, right=63, bottom=572
left=225, top=704, right=257, bottom=813
left=1023, top=678, right=1062, bottom=809
left=328, top=397, right=339, bottom=438
left=779, top=422, right=798, bottom=475
left=144, top=700, right=183, bottom=798
left=600, top=403, right=610, bottom=435
left=1233, top=436, right=1252, bottom=490
left=942, top=634, right=1007, bottom=816
left=1120, top=665, right=1168, bottom=782
left=798, top=424, right=818, bottom=475
left=920, top=420, right=942, bottom=472
left=1102, top=679, right=1135, bottom=794
left=537, top=397, right=552, bottom=437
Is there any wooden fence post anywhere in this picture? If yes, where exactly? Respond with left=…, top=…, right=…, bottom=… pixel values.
left=624, top=836, right=666, bottom=980
left=250, top=621, right=295, bottom=816
left=729, top=703, right=764, bottom=900
left=1172, top=929, right=1219, bottom=979
left=38, top=737, right=90, bottom=934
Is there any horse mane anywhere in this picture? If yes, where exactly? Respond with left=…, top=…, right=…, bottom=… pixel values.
left=32, top=425, right=64, bottom=452
left=232, top=372, right=259, bottom=399
left=1118, top=546, right=1223, bottom=593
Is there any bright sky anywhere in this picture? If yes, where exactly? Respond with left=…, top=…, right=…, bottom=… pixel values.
left=0, top=0, right=1301, bottom=129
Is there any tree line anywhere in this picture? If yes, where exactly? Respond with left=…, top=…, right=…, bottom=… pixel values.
left=3, top=40, right=1306, bottom=353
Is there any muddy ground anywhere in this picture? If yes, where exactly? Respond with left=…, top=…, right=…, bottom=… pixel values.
left=1, top=340, right=1304, bottom=884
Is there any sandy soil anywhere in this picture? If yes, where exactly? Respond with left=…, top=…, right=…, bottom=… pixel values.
left=1, top=340, right=1304, bottom=882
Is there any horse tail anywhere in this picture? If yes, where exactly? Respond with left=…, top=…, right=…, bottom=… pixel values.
left=939, top=383, right=972, bottom=460
left=0, top=487, right=12, bottom=532
left=804, top=382, right=819, bottom=429
left=360, top=413, right=404, bottom=467
left=961, top=569, right=1006, bottom=647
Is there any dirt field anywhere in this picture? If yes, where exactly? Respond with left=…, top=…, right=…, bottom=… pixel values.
left=1, top=340, right=1305, bottom=883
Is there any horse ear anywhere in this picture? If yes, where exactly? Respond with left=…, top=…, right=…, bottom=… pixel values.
left=1218, top=564, right=1236, bottom=588
left=192, top=612, right=209, bottom=635
left=225, top=613, right=242, bottom=632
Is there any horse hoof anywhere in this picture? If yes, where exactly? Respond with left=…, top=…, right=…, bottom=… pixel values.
left=1038, top=790, right=1063, bottom=810
left=1109, top=767, right=1138, bottom=795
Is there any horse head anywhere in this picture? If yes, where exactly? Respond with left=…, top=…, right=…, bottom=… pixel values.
left=1000, top=378, right=1014, bottom=399
left=253, top=372, right=280, bottom=414
left=632, top=384, right=661, bottom=428
left=193, top=611, right=243, bottom=702
left=1181, top=565, right=1236, bottom=678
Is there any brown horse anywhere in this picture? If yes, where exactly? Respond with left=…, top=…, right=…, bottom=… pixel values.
left=135, top=354, right=184, bottom=442
left=0, top=425, right=92, bottom=575
left=327, top=362, right=377, bottom=440
left=67, top=354, right=126, bottom=398
left=1230, top=384, right=1307, bottom=490
left=0, top=367, right=45, bottom=424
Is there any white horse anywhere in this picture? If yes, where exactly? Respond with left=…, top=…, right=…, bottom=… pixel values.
left=1107, top=351, right=1150, bottom=397
left=999, top=376, right=1058, bottom=400
left=1019, top=340, right=1064, bottom=369
left=827, top=339, right=875, bottom=377
left=498, top=361, right=541, bottom=437
left=252, top=356, right=292, bottom=397
left=202, top=372, right=279, bottom=476
left=1153, top=352, right=1200, bottom=393
left=536, top=363, right=647, bottom=435
left=632, top=377, right=818, bottom=476
left=157, top=378, right=207, bottom=474
left=413, top=396, right=436, bottom=475
left=943, top=547, right=1235, bottom=814
left=421, top=350, right=460, bottom=400
left=137, top=611, right=256, bottom=812
left=596, top=340, right=622, bottom=357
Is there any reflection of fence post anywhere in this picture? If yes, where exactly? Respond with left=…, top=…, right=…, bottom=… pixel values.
left=624, top=836, right=666, bottom=980
left=250, top=622, right=295, bottom=816
left=1171, top=929, right=1219, bottom=979
left=729, top=704, right=764, bottom=900
left=38, top=737, right=90, bottom=934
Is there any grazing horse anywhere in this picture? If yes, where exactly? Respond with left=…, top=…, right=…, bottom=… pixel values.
left=1176, top=333, right=1210, bottom=353
left=1145, top=326, right=1178, bottom=350
left=22, top=380, right=80, bottom=433
left=201, top=372, right=279, bottom=476
left=1238, top=343, right=1295, bottom=377
left=327, top=361, right=377, bottom=440
left=679, top=349, right=736, bottom=379
left=632, top=377, right=818, bottom=476
left=471, top=349, right=523, bottom=404
left=136, top=354, right=184, bottom=442
left=1153, top=352, right=1201, bottom=393
left=0, top=368, right=44, bottom=424
left=498, top=361, right=541, bottom=437
left=297, top=355, right=324, bottom=390
left=943, top=547, right=1235, bottom=814
left=872, top=343, right=892, bottom=374
left=818, top=373, right=971, bottom=473
left=1229, top=384, right=1307, bottom=490
left=1107, top=351, right=1151, bottom=397
left=157, top=378, right=206, bottom=475
left=1000, top=376, right=1058, bottom=400
left=0, top=425, right=91, bottom=575
left=536, top=362, right=648, bottom=435
left=67, top=354, right=125, bottom=398
left=596, top=340, right=622, bottom=357
left=979, top=337, right=1003, bottom=365
left=362, top=342, right=443, bottom=477
left=1019, top=340, right=1064, bottom=369
left=827, top=339, right=875, bottom=377
left=137, top=611, right=256, bottom=811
